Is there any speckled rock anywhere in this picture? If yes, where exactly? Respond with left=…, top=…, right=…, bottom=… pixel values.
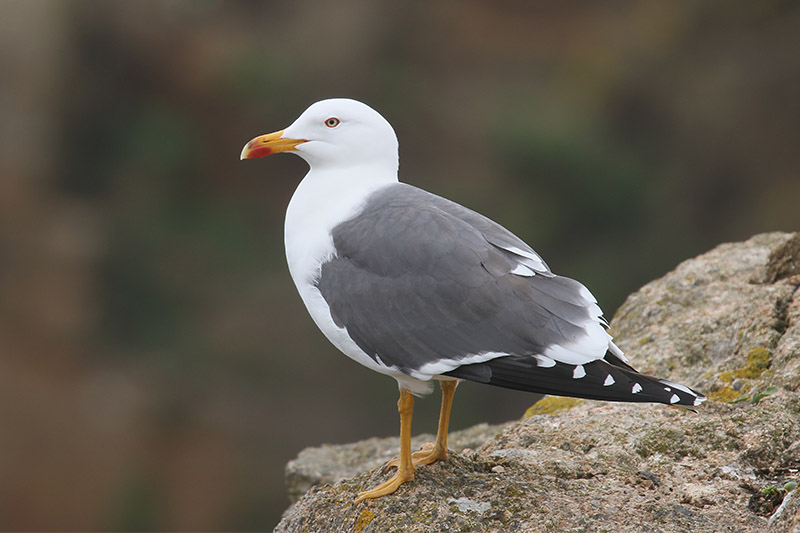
left=276, top=232, right=800, bottom=533
left=285, top=423, right=506, bottom=503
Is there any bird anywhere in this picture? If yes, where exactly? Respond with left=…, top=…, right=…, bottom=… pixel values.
left=240, top=98, right=705, bottom=504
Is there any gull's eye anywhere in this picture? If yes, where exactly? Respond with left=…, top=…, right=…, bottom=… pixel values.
left=325, top=117, right=340, bottom=128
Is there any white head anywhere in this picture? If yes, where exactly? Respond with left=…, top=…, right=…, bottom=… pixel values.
left=240, top=99, right=399, bottom=175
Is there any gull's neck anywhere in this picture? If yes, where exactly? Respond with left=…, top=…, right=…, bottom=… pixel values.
left=284, top=164, right=398, bottom=287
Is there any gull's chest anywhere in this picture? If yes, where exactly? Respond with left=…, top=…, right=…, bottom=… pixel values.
left=281, top=175, right=418, bottom=387
left=283, top=173, right=393, bottom=290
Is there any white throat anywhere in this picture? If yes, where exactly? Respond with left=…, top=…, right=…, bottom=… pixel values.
left=284, top=165, right=398, bottom=288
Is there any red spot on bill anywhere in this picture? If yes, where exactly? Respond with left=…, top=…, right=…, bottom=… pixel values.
left=246, top=144, right=273, bottom=158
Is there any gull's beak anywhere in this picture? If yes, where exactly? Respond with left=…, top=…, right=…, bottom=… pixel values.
left=240, top=130, right=307, bottom=160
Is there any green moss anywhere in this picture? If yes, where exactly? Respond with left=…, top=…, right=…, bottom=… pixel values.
left=707, top=386, right=743, bottom=403
left=720, top=347, right=771, bottom=383
left=749, top=484, right=789, bottom=516
left=523, top=397, right=585, bottom=418
left=742, top=347, right=771, bottom=377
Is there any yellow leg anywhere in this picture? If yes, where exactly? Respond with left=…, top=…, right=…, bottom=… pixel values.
left=386, top=380, right=457, bottom=469
left=355, top=389, right=415, bottom=504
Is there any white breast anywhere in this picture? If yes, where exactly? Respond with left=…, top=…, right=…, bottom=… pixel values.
left=283, top=168, right=431, bottom=394
left=284, top=167, right=393, bottom=286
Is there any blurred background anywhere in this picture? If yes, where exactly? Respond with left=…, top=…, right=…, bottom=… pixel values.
left=1, top=0, right=799, bottom=529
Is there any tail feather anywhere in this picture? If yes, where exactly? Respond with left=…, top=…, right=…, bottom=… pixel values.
left=444, top=353, right=706, bottom=408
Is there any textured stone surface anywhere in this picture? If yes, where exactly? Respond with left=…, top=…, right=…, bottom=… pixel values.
left=285, top=422, right=506, bottom=503
left=277, top=232, right=800, bottom=532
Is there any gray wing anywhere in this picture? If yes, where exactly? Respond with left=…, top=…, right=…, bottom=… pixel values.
left=315, top=183, right=606, bottom=374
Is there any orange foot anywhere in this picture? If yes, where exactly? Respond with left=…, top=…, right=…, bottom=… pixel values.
left=354, top=468, right=415, bottom=504
left=384, top=442, right=448, bottom=470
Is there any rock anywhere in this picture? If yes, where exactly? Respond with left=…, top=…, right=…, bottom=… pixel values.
left=284, top=422, right=506, bottom=503
left=448, top=496, right=491, bottom=514
left=276, top=232, right=800, bottom=532
left=679, top=483, right=717, bottom=507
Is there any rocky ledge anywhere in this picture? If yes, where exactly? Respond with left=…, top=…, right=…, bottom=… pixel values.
left=277, top=232, right=800, bottom=532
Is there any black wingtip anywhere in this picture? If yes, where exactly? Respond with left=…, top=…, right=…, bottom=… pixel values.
left=445, top=355, right=706, bottom=408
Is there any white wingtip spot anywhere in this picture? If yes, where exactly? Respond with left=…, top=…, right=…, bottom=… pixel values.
left=632, top=383, right=643, bottom=394
left=534, top=355, right=556, bottom=368
left=669, top=394, right=680, bottom=404
left=694, top=397, right=706, bottom=406
left=572, top=365, right=586, bottom=379
left=603, top=374, right=615, bottom=386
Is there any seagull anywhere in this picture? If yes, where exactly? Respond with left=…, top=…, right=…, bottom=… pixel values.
left=240, top=98, right=705, bottom=504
